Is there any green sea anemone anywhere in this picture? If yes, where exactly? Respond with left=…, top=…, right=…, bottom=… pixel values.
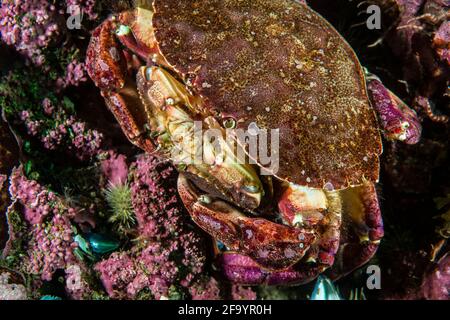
left=104, top=182, right=135, bottom=232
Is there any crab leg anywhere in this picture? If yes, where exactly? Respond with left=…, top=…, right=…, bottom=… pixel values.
left=329, top=183, right=384, bottom=280
left=86, top=18, right=155, bottom=153
left=365, top=73, right=422, bottom=144
left=178, top=174, right=317, bottom=271
left=217, top=252, right=323, bottom=286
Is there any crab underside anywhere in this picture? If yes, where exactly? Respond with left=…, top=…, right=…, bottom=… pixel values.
left=85, top=0, right=421, bottom=285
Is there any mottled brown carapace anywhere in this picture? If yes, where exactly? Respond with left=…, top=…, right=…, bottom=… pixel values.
left=152, top=0, right=383, bottom=190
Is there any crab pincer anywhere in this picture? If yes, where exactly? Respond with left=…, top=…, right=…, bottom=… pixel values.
left=86, top=16, right=155, bottom=153
left=178, top=174, right=316, bottom=271
left=366, top=75, right=422, bottom=145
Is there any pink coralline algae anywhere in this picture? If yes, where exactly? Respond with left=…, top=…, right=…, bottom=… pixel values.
left=9, top=167, right=59, bottom=225
left=129, top=155, right=205, bottom=282
left=65, top=264, right=93, bottom=300
left=0, top=1, right=92, bottom=89
left=96, top=154, right=208, bottom=299
left=66, top=0, right=98, bottom=21
left=95, top=244, right=185, bottom=300
left=56, top=60, right=88, bottom=89
left=0, top=272, right=28, bottom=300
left=19, top=99, right=103, bottom=161
left=0, top=0, right=61, bottom=66
left=0, top=1, right=97, bottom=66
left=189, top=277, right=221, bottom=300
left=26, top=213, right=78, bottom=281
left=8, top=168, right=79, bottom=281
left=95, top=252, right=137, bottom=299
left=231, top=285, right=258, bottom=300
left=100, top=151, right=129, bottom=186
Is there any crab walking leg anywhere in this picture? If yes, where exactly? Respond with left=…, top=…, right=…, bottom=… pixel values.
left=86, top=18, right=155, bottom=153
left=178, top=174, right=317, bottom=271
left=366, top=74, right=422, bottom=145
left=136, top=66, right=264, bottom=210
left=329, top=183, right=384, bottom=280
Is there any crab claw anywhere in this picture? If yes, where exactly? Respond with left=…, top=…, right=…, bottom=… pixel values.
left=278, top=184, right=342, bottom=269
left=217, top=252, right=323, bottom=286
left=329, top=183, right=384, bottom=280
left=278, top=184, right=329, bottom=226
left=86, top=17, right=154, bottom=153
left=366, top=76, right=422, bottom=145
left=178, top=174, right=316, bottom=270
left=86, top=19, right=127, bottom=92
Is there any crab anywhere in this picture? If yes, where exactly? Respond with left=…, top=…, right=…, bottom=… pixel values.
left=85, top=0, right=422, bottom=285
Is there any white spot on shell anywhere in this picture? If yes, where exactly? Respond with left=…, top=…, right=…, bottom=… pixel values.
left=202, top=82, right=212, bottom=88
left=323, top=182, right=335, bottom=191
left=284, top=248, right=296, bottom=259
left=248, top=122, right=260, bottom=136
left=258, top=249, right=269, bottom=258
left=98, top=60, right=109, bottom=71
left=109, top=47, right=120, bottom=62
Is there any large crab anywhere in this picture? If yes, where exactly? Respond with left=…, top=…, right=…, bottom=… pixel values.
left=86, top=0, right=422, bottom=285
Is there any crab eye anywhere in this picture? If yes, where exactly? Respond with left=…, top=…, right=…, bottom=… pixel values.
left=145, top=67, right=153, bottom=81
left=223, top=118, right=236, bottom=129
left=243, top=184, right=260, bottom=194
left=116, top=25, right=131, bottom=36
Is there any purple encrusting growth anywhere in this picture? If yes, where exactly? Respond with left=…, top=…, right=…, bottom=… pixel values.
left=65, top=0, right=98, bottom=21
left=230, top=284, right=258, bottom=300
left=65, top=264, right=93, bottom=300
left=367, top=78, right=422, bottom=145
left=96, top=154, right=256, bottom=299
left=188, top=277, right=222, bottom=300
left=26, top=214, right=78, bottom=281
left=100, top=151, right=129, bottom=186
left=8, top=168, right=78, bottom=281
left=9, top=167, right=60, bottom=224
left=19, top=98, right=103, bottom=160
left=130, top=155, right=206, bottom=285
left=55, top=60, right=88, bottom=89
left=0, top=1, right=97, bottom=66
left=0, top=1, right=92, bottom=88
left=96, top=154, right=206, bottom=299
left=0, top=0, right=60, bottom=66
